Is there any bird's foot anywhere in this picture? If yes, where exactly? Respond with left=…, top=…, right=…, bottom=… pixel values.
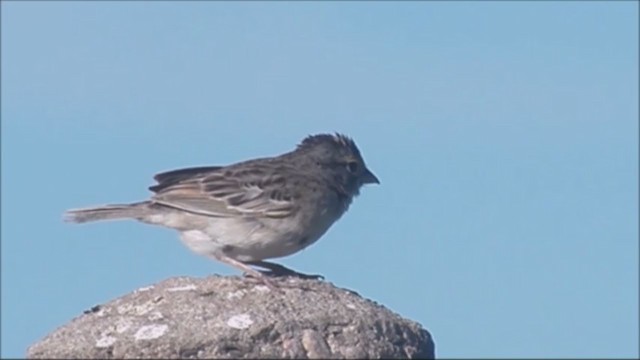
left=259, top=269, right=325, bottom=280
left=244, top=260, right=325, bottom=280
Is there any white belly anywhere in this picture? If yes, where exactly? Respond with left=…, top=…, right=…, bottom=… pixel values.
left=178, top=204, right=343, bottom=262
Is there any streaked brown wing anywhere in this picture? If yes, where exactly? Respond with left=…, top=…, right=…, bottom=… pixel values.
left=150, top=165, right=298, bottom=218
left=150, top=166, right=223, bottom=193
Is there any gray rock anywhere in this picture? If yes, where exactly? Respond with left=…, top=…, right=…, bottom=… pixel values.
left=27, top=276, right=435, bottom=359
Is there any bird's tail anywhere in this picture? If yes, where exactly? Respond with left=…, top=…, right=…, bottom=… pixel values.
left=64, top=201, right=151, bottom=224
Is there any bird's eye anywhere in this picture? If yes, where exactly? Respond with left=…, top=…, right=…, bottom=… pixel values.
left=346, top=161, right=359, bottom=173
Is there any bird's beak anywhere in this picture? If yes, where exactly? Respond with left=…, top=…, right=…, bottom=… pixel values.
left=362, top=168, right=380, bottom=184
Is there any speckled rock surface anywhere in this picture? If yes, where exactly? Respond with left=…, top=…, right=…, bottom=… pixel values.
left=27, top=276, right=435, bottom=359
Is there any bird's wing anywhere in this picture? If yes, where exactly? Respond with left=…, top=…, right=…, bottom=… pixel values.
left=150, top=166, right=224, bottom=192
left=149, top=165, right=299, bottom=218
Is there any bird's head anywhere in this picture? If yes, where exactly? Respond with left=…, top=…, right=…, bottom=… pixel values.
left=295, top=133, right=379, bottom=196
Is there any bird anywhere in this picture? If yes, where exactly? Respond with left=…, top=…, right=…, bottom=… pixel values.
left=64, top=133, right=379, bottom=289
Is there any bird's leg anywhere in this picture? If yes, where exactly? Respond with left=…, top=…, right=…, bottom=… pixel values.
left=211, top=252, right=279, bottom=291
left=246, top=260, right=325, bottom=280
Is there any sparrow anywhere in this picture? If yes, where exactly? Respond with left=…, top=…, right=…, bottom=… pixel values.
left=64, top=133, right=379, bottom=289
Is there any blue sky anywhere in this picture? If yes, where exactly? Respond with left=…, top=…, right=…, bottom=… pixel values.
left=2, top=2, right=638, bottom=358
